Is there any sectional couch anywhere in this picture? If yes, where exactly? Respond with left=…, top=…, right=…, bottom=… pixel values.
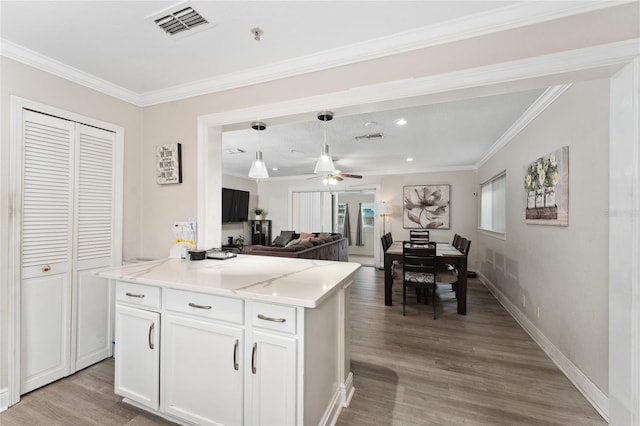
left=243, top=232, right=348, bottom=262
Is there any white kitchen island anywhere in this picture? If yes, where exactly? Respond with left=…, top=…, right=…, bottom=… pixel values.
left=98, top=255, right=360, bottom=426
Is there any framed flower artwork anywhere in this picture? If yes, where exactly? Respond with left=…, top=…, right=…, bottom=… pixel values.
left=403, top=184, right=450, bottom=229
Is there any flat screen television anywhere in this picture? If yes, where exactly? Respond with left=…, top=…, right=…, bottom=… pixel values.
left=222, top=188, right=249, bottom=223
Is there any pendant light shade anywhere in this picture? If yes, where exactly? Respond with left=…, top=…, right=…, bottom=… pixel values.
left=248, top=150, right=269, bottom=178
left=248, top=121, right=269, bottom=179
left=314, top=143, right=336, bottom=174
left=314, top=111, right=336, bottom=174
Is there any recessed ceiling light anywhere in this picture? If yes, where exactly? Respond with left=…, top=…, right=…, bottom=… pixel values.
left=406, top=157, right=414, bottom=162
left=272, top=167, right=279, bottom=171
left=395, top=118, right=407, bottom=126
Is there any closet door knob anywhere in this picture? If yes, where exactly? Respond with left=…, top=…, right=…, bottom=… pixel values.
left=42, top=265, right=51, bottom=272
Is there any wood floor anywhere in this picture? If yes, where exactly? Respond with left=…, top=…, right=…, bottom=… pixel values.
left=1, top=267, right=605, bottom=425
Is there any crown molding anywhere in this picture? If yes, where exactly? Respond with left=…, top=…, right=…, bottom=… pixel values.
left=1, top=1, right=630, bottom=107
left=0, top=39, right=140, bottom=105
left=475, top=84, right=573, bottom=168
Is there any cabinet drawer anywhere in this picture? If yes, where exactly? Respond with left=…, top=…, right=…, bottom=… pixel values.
left=165, top=288, right=244, bottom=324
left=251, top=302, right=297, bottom=335
left=116, top=282, right=161, bottom=309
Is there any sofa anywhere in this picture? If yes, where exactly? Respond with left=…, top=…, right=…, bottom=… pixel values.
left=243, top=232, right=348, bottom=262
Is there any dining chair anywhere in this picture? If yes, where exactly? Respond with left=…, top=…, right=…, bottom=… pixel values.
left=402, top=240, right=438, bottom=319
left=440, top=239, right=471, bottom=298
left=452, top=234, right=462, bottom=249
left=409, top=229, right=430, bottom=243
left=380, top=235, right=390, bottom=251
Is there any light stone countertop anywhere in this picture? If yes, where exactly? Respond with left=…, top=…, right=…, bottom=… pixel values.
left=98, top=255, right=361, bottom=308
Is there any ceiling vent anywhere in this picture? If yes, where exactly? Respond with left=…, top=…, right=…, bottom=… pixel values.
left=148, top=3, right=212, bottom=38
left=226, top=148, right=246, bottom=154
left=354, top=133, right=384, bottom=141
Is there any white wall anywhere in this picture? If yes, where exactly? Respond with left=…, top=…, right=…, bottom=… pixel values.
left=477, top=79, right=610, bottom=394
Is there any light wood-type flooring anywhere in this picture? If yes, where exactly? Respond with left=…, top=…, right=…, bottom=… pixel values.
left=1, top=267, right=605, bottom=425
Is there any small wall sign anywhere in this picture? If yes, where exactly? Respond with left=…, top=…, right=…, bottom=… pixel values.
left=156, top=143, right=182, bottom=185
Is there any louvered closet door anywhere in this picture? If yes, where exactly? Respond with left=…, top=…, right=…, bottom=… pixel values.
left=73, top=123, right=116, bottom=371
left=20, top=110, right=75, bottom=394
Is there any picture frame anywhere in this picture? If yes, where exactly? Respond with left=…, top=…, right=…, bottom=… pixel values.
left=523, top=146, right=569, bottom=226
left=403, top=184, right=450, bottom=229
left=156, top=143, right=182, bottom=185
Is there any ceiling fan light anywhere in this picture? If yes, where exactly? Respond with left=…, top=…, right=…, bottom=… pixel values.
left=248, top=151, right=269, bottom=179
left=314, top=144, right=336, bottom=174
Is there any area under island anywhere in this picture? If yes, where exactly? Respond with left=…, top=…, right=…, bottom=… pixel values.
left=97, top=255, right=360, bottom=426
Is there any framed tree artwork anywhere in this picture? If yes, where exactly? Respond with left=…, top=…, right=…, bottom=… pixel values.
left=403, top=184, right=450, bottom=229
left=523, top=146, right=569, bottom=226
left=156, top=143, right=182, bottom=184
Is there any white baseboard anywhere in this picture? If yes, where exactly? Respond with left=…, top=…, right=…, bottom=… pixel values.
left=478, top=274, right=609, bottom=421
left=0, top=387, right=8, bottom=412
left=341, top=372, right=355, bottom=407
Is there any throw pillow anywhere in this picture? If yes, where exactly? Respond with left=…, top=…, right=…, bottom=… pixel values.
left=299, top=232, right=314, bottom=240
left=273, top=235, right=287, bottom=247
left=285, top=238, right=301, bottom=247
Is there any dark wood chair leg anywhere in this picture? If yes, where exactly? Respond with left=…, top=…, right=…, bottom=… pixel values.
left=432, top=285, right=437, bottom=320
left=403, top=284, right=407, bottom=316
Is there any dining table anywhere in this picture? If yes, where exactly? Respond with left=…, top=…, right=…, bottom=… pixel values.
left=384, top=241, right=468, bottom=315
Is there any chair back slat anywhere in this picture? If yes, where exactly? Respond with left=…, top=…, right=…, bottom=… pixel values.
left=409, top=229, right=430, bottom=243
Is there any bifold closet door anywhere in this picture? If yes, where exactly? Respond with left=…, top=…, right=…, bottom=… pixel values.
left=20, top=110, right=75, bottom=394
left=20, top=110, right=116, bottom=393
left=73, top=123, right=115, bottom=371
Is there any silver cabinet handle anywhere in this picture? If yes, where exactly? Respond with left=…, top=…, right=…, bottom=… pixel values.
left=188, top=302, right=212, bottom=310
left=257, top=314, right=286, bottom=323
left=233, top=339, right=239, bottom=371
left=126, top=292, right=145, bottom=298
left=251, top=342, right=257, bottom=374
left=148, top=322, right=155, bottom=350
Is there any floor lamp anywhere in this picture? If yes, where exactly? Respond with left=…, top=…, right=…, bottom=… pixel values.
left=379, top=202, right=393, bottom=235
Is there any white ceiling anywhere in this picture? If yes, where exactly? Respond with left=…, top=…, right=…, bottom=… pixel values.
left=0, top=1, right=608, bottom=179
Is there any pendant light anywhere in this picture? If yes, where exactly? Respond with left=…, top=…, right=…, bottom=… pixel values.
left=248, top=121, right=269, bottom=179
left=314, top=111, right=336, bottom=174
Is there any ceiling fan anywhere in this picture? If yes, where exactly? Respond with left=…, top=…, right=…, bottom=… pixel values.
left=307, top=170, right=363, bottom=185
left=308, top=110, right=363, bottom=184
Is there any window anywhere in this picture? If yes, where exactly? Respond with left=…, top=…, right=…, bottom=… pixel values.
left=479, top=172, right=506, bottom=236
left=361, top=203, right=375, bottom=228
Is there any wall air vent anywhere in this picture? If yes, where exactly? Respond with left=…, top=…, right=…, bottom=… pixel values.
left=147, top=2, right=213, bottom=38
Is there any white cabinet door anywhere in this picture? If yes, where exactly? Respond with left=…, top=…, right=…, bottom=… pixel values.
left=163, top=314, right=244, bottom=426
left=114, top=305, right=160, bottom=410
left=248, top=330, right=297, bottom=426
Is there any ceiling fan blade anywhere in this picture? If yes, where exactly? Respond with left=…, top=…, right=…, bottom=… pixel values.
left=306, top=175, right=322, bottom=180
left=335, top=176, right=344, bottom=181
left=338, top=173, right=363, bottom=179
